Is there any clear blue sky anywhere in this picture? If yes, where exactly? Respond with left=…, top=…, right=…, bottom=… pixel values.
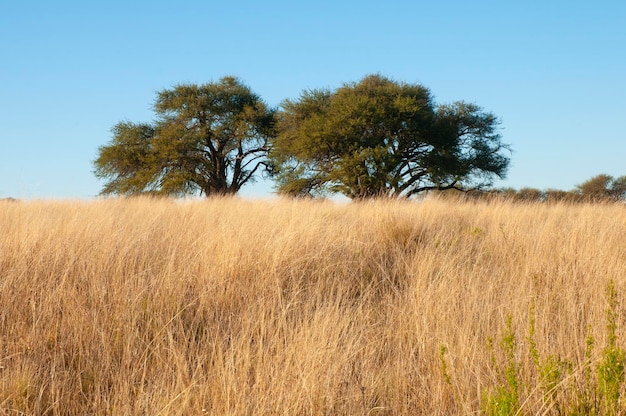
left=1, top=0, right=624, bottom=199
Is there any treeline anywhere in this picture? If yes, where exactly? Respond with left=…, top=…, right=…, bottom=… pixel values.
left=443, top=174, right=626, bottom=203
left=93, top=75, right=510, bottom=200
left=92, top=74, right=623, bottom=204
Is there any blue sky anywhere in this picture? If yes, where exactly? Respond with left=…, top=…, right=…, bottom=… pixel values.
left=1, top=0, right=624, bottom=199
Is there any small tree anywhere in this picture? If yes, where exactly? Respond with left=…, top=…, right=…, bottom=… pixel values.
left=94, top=76, right=275, bottom=197
left=576, top=174, right=626, bottom=202
left=269, top=74, right=510, bottom=199
left=515, top=187, right=544, bottom=202
left=544, top=189, right=580, bottom=203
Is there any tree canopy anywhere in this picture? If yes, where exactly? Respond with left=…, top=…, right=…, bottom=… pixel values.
left=94, top=76, right=276, bottom=197
left=575, top=174, right=626, bottom=201
left=269, top=74, right=510, bottom=199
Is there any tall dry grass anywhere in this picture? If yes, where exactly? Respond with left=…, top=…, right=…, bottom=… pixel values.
left=0, top=196, right=625, bottom=415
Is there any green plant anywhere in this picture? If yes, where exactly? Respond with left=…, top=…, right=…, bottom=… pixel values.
left=527, top=301, right=569, bottom=414
left=569, top=326, right=598, bottom=416
left=597, top=279, right=625, bottom=416
left=439, top=345, right=452, bottom=386
left=483, top=315, right=520, bottom=416
left=450, top=280, right=626, bottom=415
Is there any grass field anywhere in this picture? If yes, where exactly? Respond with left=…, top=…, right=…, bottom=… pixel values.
left=1, top=196, right=625, bottom=415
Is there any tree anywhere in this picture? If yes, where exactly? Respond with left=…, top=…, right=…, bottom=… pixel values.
left=269, top=74, right=510, bottom=199
left=610, top=176, right=626, bottom=200
left=576, top=174, right=613, bottom=201
left=575, top=174, right=626, bottom=202
left=544, top=189, right=579, bottom=203
left=515, top=187, right=545, bottom=202
left=94, top=76, right=275, bottom=197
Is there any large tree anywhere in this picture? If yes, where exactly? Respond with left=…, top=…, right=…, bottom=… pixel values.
left=269, top=74, right=510, bottom=199
left=94, top=76, right=275, bottom=197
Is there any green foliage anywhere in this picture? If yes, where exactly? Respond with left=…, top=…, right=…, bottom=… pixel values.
left=439, top=345, right=452, bottom=386
left=597, top=279, right=625, bottom=416
left=94, top=76, right=276, bottom=197
left=515, top=187, right=544, bottom=202
left=269, top=74, right=510, bottom=199
left=483, top=316, right=520, bottom=416
left=94, top=122, right=159, bottom=195
left=442, top=281, right=625, bottom=415
left=576, top=174, right=626, bottom=202
left=571, top=328, right=598, bottom=415
left=527, top=302, right=570, bottom=414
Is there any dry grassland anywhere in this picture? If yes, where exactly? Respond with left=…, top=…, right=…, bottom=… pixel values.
left=1, top=196, right=625, bottom=415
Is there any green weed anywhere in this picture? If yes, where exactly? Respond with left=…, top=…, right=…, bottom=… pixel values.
left=597, top=279, right=625, bottom=416
left=482, top=315, right=520, bottom=416
left=443, top=280, right=625, bottom=415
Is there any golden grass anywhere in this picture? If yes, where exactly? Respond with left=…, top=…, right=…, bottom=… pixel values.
left=1, top=196, right=625, bottom=415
